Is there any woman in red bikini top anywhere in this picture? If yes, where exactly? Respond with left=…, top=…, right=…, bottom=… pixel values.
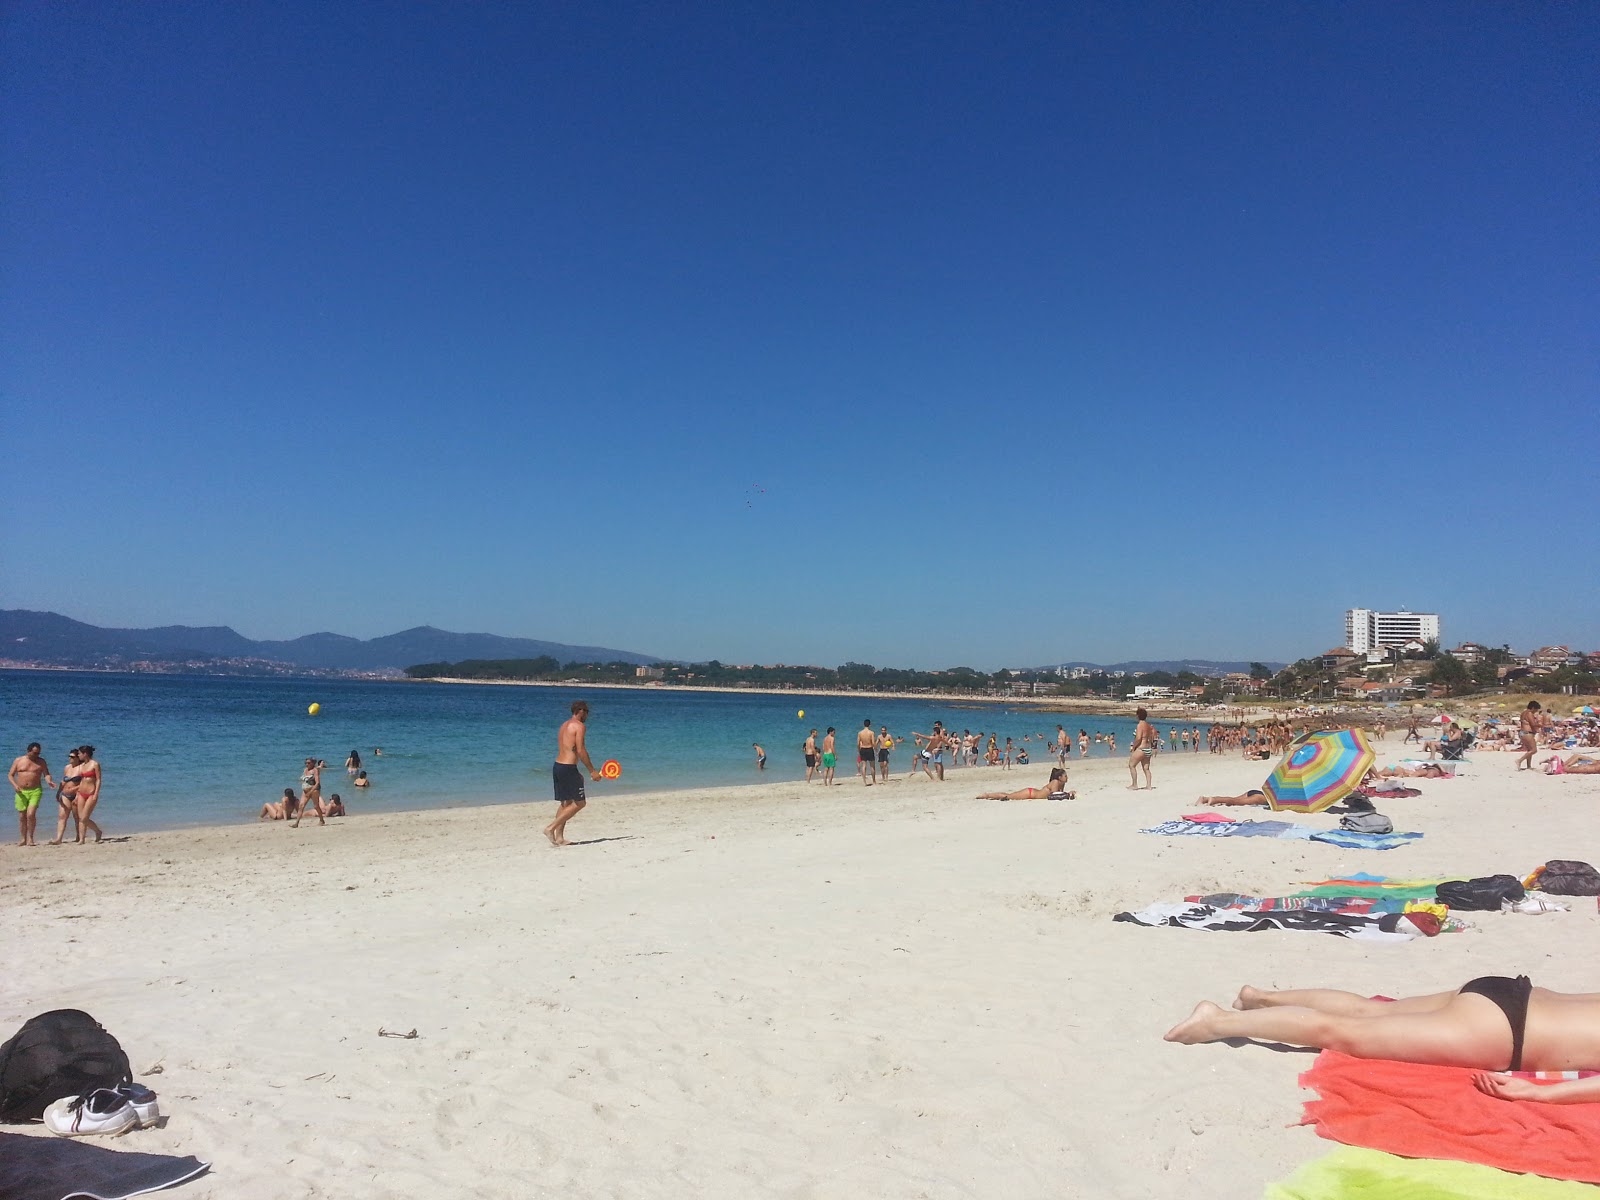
left=73, top=745, right=104, bottom=844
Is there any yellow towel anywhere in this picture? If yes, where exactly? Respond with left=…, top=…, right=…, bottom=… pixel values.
left=1265, top=1146, right=1600, bottom=1199
left=1403, top=899, right=1448, bottom=920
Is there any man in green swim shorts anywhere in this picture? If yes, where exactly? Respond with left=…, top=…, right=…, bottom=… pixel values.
left=9, top=741, right=55, bottom=847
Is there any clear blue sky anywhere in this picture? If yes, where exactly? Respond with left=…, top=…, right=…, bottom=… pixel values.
left=3, top=2, right=1595, bottom=668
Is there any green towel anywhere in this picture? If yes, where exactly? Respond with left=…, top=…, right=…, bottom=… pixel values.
left=1297, top=884, right=1442, bottom=901
left=1265, top=1147, right=1600, bottom=1199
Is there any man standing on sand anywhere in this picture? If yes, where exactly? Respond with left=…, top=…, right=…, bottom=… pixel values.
left=877, top=725, right=894, bottom=782
left=911, top=722, right=949, bottom=781
left=546, top=700, right=601, bottom=846
left=856, top=719, right=876, bottom=786
left=10, top=742, right=54, bottom=847
left=821, top=728, right=838, bottom=785
left=804, top=729, right=819, bottom=782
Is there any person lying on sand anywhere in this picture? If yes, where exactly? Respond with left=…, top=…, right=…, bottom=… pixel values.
left=1196, top=789, right=1268, bottom=806
left=1165, top=979, right=1600, bottom=1101
left=975, top=768, right=1074, bottom=801
left=1377, top=763, right=1450, bottom=778
left=1547, top=754, right=1600, bottom=775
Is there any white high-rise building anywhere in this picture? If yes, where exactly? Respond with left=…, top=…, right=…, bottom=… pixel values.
left=1345, top=608, right=1441, bottom=653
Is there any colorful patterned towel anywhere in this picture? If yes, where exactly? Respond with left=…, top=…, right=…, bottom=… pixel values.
left=1265, top=1145, right=1600, bottom=1199
left=1141, top=821, right=1421, bottom=849
left=1299, top=1051, right=1600, bottom=1184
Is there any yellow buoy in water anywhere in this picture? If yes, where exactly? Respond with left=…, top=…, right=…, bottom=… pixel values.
left=797, top=709, right=804, bottom=718
left=308, top=703, right=321, bottom=716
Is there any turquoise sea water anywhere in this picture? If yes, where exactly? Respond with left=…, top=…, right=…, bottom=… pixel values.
left=1, top=670, right=1152, bottom=832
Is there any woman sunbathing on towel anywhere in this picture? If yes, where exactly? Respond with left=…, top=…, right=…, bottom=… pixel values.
left=975, top=768, right=1074, bottom=800
left=1165, top=981, right=1600, bottom=1102
left=1376, top=763, right=1450, bottom=778
left=1197, top=789, right=1268, bottom=806
left=1547, top=754, right=1600, bottom=775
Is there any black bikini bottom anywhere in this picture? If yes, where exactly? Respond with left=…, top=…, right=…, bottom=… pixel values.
left=1459, top=974, right=1532, bottom=1070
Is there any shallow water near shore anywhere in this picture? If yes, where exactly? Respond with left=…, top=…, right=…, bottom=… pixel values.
left=1, top=670, right=1156, bottom=832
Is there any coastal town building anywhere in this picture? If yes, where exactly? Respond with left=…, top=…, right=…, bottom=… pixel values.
left=1344, top=607, right=1442, bottom=654
left=1527, top=646, right=1578, bottom=669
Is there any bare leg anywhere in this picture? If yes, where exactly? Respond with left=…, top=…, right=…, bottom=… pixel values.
left=77, top=796, right=103, bottom=843
left=1165, top=994, right=1512, bottom=1068
left=51, top=800, right=75, bottom=843
left=1235, top=984, right=1457, bottom=1016
left=544, top=799, right=585, bottom=846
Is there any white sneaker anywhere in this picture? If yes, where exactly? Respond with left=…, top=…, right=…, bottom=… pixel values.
left=43, top=1089, right=138, bottom=1137
left=116, top=1082, right=160, bottom=1128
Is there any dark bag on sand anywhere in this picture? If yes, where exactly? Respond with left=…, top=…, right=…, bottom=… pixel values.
left=1435, top=875, right=1526, bottom=912
left=1339, top=811, right=1393, bottom=834
left=0, top=1009, right=132, bottom=1122
left=1535, top=860, right=1600, bottom=896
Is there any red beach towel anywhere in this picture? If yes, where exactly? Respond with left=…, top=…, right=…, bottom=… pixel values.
left=1299, top=1051, right=1600, bottom=1184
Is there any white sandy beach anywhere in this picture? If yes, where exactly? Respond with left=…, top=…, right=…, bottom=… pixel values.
left=4, top=746, right=1597, bottom=1198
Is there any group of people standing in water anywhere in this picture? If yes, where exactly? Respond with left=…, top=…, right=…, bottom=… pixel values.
left=9, top=740, right=103, bottom=846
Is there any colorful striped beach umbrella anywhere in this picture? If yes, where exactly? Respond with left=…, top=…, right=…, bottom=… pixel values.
left=1263, top=729, right=1375, bottom=814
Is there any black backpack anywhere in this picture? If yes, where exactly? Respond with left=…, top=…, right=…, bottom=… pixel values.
left=0, top=1009, right=132, bottom=1121
left=1535, top=860, right=1600, bottom=896
left=1435, top=875, right=1526, bottom=912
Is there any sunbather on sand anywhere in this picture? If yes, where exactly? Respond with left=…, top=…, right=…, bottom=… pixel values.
left=1377, top=763, right=1450, bottom=778
left=259, top=788, right=295, bottom=821
left=1548, top=754, right=1600, bottom=775
left=1165, top=980, right=1600, bottom=1101
left=1197, top=789, right=1268, bottom=806
left=975, top=768, right=1074, bottom=800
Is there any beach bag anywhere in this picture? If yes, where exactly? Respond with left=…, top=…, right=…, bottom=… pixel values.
left=0, top=1009, right=132, bottom=1122
left=1534, top=860, right=1600, bottom=896
left=1435, top=875, right=1525, bottom=912
left=1339, top=811, right=1393, bottom=834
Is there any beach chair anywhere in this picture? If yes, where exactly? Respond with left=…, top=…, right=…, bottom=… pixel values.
left=1439, top=731, right=1475, bottom=761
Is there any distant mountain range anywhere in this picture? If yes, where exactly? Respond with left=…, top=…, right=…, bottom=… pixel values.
left=0, top=610, right=659, bottom=672
left=0, top=610, right=1283, bottom=679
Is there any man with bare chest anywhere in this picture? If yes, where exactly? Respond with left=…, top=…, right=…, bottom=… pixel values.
left=10, top=742, right=54, bottom=847
left=546, top=701, right=601, bottom=847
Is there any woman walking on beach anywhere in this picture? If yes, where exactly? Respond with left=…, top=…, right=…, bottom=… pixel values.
left=1128, top=709, right=1158, bottom=790
left=74, top=745, right=104, bottom=843
left=293, top=757, right=326, bottom=827
left=49, top=747, right=82, bottom=844
left=1516, top=701, right=1545, bottom=771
